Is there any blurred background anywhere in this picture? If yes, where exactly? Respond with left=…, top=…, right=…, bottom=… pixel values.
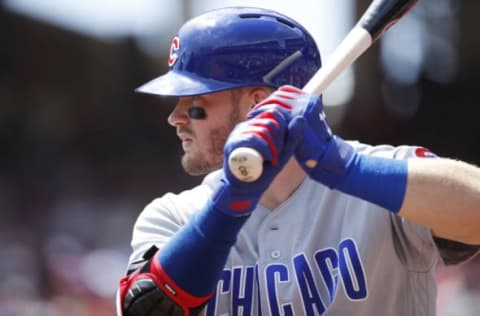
left=0, top=0, right=479, bottom=315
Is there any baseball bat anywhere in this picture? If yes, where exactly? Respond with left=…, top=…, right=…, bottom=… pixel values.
left=228, top=0, right=419, bottom=182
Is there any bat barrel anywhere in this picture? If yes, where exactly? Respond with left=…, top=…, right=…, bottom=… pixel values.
left=359, top=0, right=419, bottom=41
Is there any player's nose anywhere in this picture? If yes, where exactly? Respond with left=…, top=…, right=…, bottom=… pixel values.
left=167, top=103, right=189, bottom=127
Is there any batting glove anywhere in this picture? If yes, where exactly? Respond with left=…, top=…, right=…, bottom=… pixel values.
left=268, top=85, right=356, bottom=188
left=212, top=91, right=305, bottom=216
left=280, top=85, right=407, bottom=212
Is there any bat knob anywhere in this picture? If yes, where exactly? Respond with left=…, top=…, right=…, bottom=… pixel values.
left=228, top=147, right=264, bottom=182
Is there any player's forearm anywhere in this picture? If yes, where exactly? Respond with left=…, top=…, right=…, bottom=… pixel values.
left=156, top=200, right=248, bottom=296
left=399, top=158, right=480, bottom=245
left=296, top=124, right=480, bottom=245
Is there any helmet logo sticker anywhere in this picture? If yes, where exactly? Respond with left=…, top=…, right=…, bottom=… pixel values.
left=168, top=36, right=180, bottom=67
left=414, top=147, right=437, bottom=158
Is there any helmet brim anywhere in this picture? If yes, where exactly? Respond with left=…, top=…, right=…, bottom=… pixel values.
left=135, top=70, right=245, bottom=97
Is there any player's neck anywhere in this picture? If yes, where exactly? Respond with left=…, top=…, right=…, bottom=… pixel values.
left=260, top=158, right=307, bottom=210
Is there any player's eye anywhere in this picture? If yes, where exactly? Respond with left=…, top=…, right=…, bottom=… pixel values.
left=187, top=106, right=207, bottom=120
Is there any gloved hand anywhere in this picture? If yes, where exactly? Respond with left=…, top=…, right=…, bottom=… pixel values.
left=277, top=85, right=407, bottom=213
left=268, top=85, right=357, bottom=189
left=212, top=90, right=306, bottom=216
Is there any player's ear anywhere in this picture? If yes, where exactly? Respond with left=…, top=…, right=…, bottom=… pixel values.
left=250, top=87, right=274, bottom=105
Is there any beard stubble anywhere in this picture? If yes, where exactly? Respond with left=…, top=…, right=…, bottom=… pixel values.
left=181, top=93, right=243, bottom=176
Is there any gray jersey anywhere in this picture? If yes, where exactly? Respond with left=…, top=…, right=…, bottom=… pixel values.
left=127, top=142, right=476, bottom=315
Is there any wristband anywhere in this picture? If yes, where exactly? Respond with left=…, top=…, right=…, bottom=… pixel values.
left=338, top=153, right=408, bottom=213
left=303, top=136, right=408, bottom=213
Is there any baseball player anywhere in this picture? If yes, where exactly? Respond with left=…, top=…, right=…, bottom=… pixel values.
left=117, top=7, right=480, bottom=316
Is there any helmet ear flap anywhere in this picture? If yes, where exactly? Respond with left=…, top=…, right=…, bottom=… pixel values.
left=136, top=7, right=322, bottom=97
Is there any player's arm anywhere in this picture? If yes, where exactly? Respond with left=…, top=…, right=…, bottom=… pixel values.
left=400, top=157, right=480, bottom=245
left=278, top=85, right=480, bottom=246
left=117, top=94, right=305, bottom=316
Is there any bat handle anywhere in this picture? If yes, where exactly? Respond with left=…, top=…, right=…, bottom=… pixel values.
left=302, top=26, right=372, bottom=95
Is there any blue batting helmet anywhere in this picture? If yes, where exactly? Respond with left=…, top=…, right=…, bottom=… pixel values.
left=136, top=7, right=321, bottom=97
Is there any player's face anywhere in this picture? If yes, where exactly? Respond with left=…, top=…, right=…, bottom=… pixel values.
left=168, top=89, right=252, bottom=175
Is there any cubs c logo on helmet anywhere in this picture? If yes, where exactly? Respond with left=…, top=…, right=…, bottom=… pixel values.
left=168, top=36, right=180, bottom=67
left=414, top=147, right=437, bottom=158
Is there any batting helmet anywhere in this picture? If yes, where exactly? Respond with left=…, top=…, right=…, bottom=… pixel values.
left=136, top=7, right=321, bottom=97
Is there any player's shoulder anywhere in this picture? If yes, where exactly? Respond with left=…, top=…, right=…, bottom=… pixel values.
left=200, top=169, right=223, bottom=188
left=347, top=140, right=438, bottom=160
left=140, top=170, right=222, bottom=222
left=128, top=171, right=222, bottom=268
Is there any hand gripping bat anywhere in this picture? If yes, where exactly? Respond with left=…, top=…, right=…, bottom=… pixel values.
left=228, top=0, right=419, bottom=182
